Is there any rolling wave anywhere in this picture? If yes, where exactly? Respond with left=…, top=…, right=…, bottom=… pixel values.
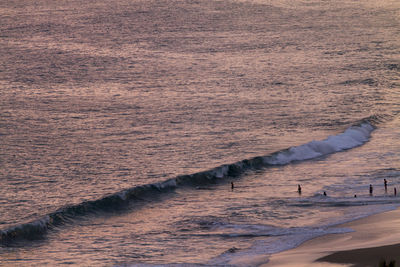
left=0, top=117, right=378, bottom=245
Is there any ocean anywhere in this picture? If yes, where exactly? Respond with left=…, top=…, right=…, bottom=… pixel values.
left=1, top=0, right=399, bottom=266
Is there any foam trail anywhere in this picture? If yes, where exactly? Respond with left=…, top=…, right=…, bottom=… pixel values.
left=209, top=226, right=354, bottom=267
left=0, top=120, right=375, bottom=245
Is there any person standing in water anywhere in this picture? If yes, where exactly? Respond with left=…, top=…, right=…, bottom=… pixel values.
left=384, top=179, right=388, bottom=192
left=369, top=184, right=373, bottom=195
left=297, top=184, right=302, bottom=195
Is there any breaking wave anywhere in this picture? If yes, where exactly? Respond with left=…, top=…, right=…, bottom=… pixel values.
left=0, top=118, right=377, bottom=245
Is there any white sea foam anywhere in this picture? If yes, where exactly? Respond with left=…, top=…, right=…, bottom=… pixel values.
left=159, top=178, right=177, bottom=189
left=265, top=123, right=374, bottom=165
left=209, top=201, right=400, bottom=267
left=208, top=224, right=354, bottom=267
left=214, top=165, right=229, bottom=178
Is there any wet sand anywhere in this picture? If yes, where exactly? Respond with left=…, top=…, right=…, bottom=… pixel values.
left=265, top=208, right=400, bottom=267
left=318, top=243, right=400, bottom=267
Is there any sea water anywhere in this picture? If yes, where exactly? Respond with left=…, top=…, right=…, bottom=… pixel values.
left=1, top=0, right=400, bottom=266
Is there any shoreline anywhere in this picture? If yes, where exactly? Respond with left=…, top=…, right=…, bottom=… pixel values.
left=264, top=207, right=400, bottom=267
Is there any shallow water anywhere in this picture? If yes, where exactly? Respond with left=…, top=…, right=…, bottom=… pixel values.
left=1, top=0, right=400, bottom=266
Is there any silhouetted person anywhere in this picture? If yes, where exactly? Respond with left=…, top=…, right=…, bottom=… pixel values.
left=323, top=191, right=327, bottom=196
left=354, top=194, right=357, bottom=198
left=297, top=184, right=302, bottom=195
left=231, top=182, right=234, bottom=190
left=384, top=179, right=388, bottom=192
left=369, top=184, right=373, bottom=195
left=394, top=187, right=397, bottom=197
left=381, top=260, right=397, bottom=267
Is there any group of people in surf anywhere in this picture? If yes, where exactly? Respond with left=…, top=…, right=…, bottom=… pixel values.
left=230, top=179, right=397, bottom=198
left=364, top=178, right=397, bottom=197
left=296, top=178, right=397, bottom=198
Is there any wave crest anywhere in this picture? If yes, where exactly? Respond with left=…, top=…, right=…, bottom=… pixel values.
left=265, top=122, right=374, bottom=165
left=0, top=120, right=376, bottom=245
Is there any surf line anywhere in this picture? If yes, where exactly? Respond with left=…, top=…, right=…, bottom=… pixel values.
left=0, top=119, right=376, bottom=245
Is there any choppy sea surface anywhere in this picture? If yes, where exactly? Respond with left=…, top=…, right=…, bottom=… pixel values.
left=1, top=0, right=400, bottom=266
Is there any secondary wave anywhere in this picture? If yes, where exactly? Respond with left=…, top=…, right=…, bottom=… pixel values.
left=0, top=118, right=377, bottom=245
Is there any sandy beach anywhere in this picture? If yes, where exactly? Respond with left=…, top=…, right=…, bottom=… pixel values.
left=265, top=208, right=400, bottom=267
